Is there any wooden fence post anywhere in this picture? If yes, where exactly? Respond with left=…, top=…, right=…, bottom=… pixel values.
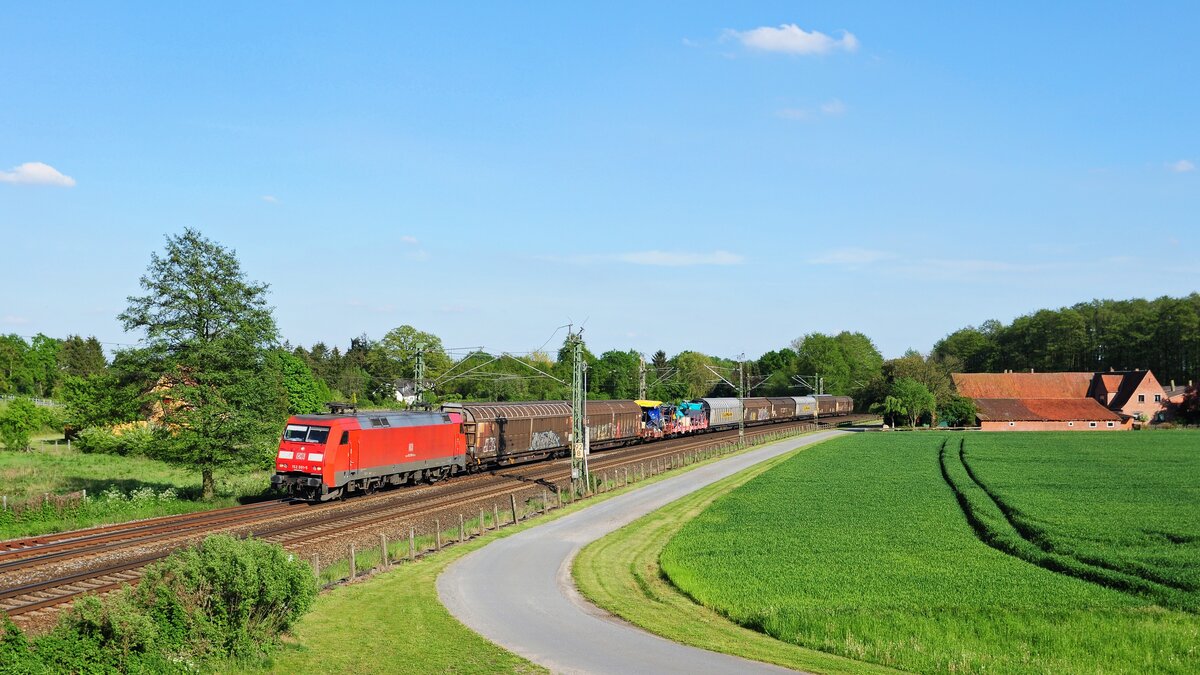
left=479, top=508, right=485, bottom=535
left=436, top=520, right=442, bottom=550
left=409, top=527, right=416, bottom=561
left=493, top=503, right=500, bottom=530
left=459, top=513, right=465, bottom=543
left=380, top=533, right=389, bottom=568
left=312, top=553, right=320, bottom=580
left=624, top=467, right=630, bottom=485
left=510, top=493, right=518, bottom=524
left=556, top=487, right=562, bottom=509
left=349, top=544, right=356, bottom=580
left=541, top=492, right=547, bottom=514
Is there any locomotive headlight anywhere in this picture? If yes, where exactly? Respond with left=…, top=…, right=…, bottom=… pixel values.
left=308, top=452, right=324, bottom=463
left=278, top=450, right=295, bottom=459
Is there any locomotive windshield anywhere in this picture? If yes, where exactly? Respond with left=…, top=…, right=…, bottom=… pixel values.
left=283, top=424, right=331, bottom=444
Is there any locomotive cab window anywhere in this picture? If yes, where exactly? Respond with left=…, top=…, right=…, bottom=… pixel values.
left=339, top=431, right=349, bottom=445
left=283, top=424, right=331, bottom=444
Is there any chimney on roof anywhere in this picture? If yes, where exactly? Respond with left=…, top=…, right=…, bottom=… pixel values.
left=1110, top=367, right=1115, bottom=372
left=1172, top=379, right=1176, bottom=388
left=1030, top=368, right=1035, bottom=373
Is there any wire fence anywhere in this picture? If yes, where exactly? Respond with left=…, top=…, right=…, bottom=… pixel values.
left=0, top=394, right=61, bottom=408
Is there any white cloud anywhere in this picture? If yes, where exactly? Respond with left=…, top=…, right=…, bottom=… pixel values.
left=1168, top=159, right=1195, bottom=173
left=808, top=248, right=895, bottom=265
left=616, top=250, right=744, bottom=266
left=542, top=250, right=745, bottom=267
left=727, top=24, right=859, bottom=55
left=398, top=236, right=428, bottom=260
left=775, top=108, right=812, bottom=121
left=820, top=99, right=847, bottom=115
left=0, top=162, right=76, bottom=187
left=777, top=99, right=847, bottom=122
left=261, top=195, right=280, bottom=204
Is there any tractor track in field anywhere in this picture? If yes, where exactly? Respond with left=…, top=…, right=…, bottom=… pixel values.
left=0, top=415, right=867, bottom=630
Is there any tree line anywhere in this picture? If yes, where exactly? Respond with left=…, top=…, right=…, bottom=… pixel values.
left=932, top=295, right=1200, bottom=386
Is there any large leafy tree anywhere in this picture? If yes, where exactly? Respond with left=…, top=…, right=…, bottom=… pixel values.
left=670, top=351, right=717, bottom=400
left=889, top=377, right=936, bottom=428
left=593, top=349, right=640, bottom=400
left=119, top=229, right=284, bottom=499
left=0, top=334, right=32, bottom=394
left=380, top=324, right=453, bottom=399
left=791, top=331, right=882, bottom=397
left=266, top=350, right=330, bottom=415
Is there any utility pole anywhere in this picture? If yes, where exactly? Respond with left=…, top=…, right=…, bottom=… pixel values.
left=568, top=328, right=589, bottom=490
left=638, top=354, right=647, bottom=400
left=737, top=353, right=745, bottom=446
left=704, top=358, right=748, bottom=446
left=414, top=342, right=427, bottom=407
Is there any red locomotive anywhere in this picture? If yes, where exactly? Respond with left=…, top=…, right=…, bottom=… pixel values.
left=271, top=410, right=465, bottom=501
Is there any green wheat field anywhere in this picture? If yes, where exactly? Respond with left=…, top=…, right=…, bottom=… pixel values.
left=661, top=431, right=1200, bottom=673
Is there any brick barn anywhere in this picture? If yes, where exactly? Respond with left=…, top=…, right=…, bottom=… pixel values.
left=953, top=370, right=1170, bottom=431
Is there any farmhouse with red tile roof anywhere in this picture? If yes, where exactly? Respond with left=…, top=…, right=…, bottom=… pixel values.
left=953, top=370, right=1169, bottom=431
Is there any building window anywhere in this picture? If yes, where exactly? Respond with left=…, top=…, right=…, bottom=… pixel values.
left=1009, top=421, right=1015, bottom=427
left=1154, top=394, right=1161, bottom=402
left=1068, top=421, right=1074, bottom=427
left=1107, top=421, right=1115, bottom=427
left=1089, top=422, right=1097, bottom=428
left=1138, top=394, right=1145, bottom=403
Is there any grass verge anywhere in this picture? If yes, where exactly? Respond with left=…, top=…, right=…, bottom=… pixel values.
left=0, top=437, right=271, bottom=539
left=573, top=435, right=894, bottom=675
left=244, top=527, right=549, bottom=674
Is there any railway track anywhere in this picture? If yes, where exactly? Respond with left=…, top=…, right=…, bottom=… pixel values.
left=0, top=415, right=866, bottom=621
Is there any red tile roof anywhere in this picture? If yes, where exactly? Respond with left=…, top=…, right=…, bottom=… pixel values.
left=975, top=398, right=1123, bottom=422
left=1099, top=374, right=1123, bottom=392
left=953, top=373, right=1094, bottom=399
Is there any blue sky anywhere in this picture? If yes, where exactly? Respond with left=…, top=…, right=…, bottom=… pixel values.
left=2, top=3, right=1197, bottom=359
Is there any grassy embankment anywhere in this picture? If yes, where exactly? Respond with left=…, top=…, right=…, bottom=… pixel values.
left=247, top=527, right=547, bottom=674
left=655, top=432, right=1200, bottom=673
left=247, top=428, right=825, bottom=674
left=0, top=434, right=271, bottom=539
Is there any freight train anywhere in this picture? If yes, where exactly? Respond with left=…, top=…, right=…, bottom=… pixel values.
left=271, top=395, right=853, bottom=501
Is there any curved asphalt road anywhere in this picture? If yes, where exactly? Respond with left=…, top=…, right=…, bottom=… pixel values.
left=438, top=430, right=845, bottom=674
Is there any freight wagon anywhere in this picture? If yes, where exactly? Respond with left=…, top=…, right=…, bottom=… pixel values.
left=815, top=394, right=854, bottom=417
left=443, top=400, right=643, bottom=469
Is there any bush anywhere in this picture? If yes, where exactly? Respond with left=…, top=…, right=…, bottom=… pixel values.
left=75, top=424, right=159, bottom=457
left=1, top=535, right=317, bottom=671
left=0, top=398, right=40, bottom=451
